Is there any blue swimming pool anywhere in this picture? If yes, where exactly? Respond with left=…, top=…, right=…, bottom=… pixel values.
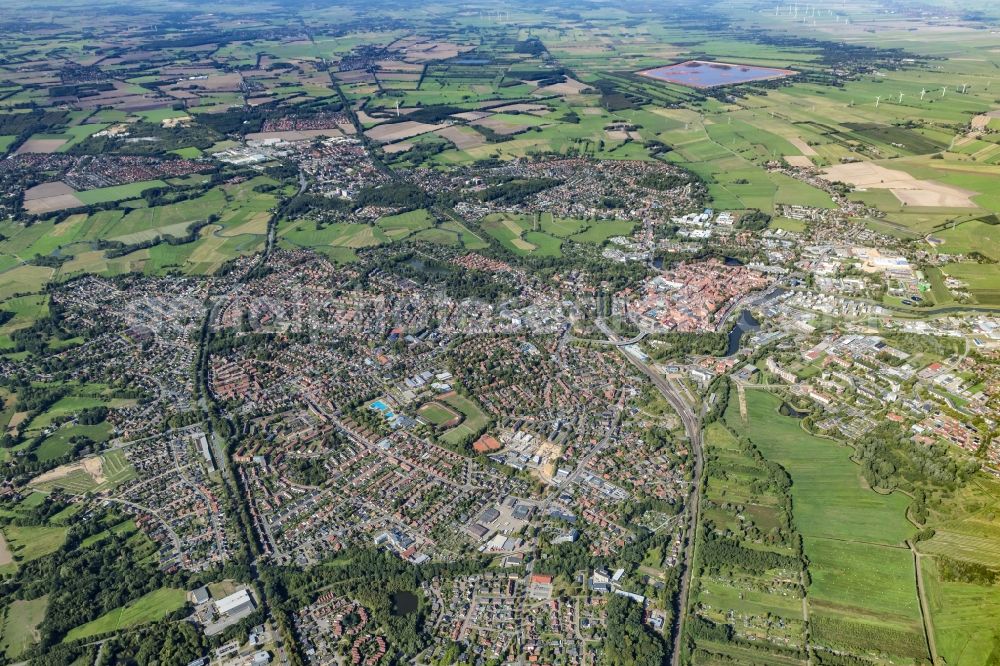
left=370, top=400, right=389, bottom=411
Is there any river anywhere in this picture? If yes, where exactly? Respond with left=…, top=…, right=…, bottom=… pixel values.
left=725, top=309, right=760, bottom=356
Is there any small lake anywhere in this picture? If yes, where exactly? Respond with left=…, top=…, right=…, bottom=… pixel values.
left=391, top=591, right=418, bottom=616
left=725, top=309, right=760, bottom=357
left=639, top=60, right=796, bottom=88
left=779, top=402, right=809, bottom=419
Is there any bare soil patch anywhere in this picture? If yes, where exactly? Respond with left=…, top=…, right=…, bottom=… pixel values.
left=16, top=139, right=66, bottom=154
left=785, top=155, right=814, bottom=168
left=435, top=125, right=485, bottom=150
left=30, top=456, right=105, bottom=487
left=0, top=530, right=12, bottom=566
left=472, top=117, right=530, bottom=136
left=533, top=77, right=592, bottom=96
left=365, top=121, right=441, bottom=143
left=382, top=141, right=413, bottom=154
left=821, top=162, right=978, bottom=208
left=22, top=182, right=84, bottom=214
left=970, top=110, right=1000, bottom=130
left=23, top=181, right=76, bottom=201
left=787, top=136, right=818, bottom=156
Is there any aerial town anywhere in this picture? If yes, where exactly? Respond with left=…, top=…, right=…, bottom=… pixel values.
left=1, top=1, right=999, bottom=665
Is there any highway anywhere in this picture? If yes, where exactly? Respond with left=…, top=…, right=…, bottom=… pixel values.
left=596, top=318, right=703, bottom=666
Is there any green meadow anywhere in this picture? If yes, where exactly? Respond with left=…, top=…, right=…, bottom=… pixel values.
left=64, top=587, right=188, bottom=642
left=732, top=389, right=925, bottom=660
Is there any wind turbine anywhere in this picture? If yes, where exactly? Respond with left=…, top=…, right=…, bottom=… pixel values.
left=874, top=96, right=881, bottom=109
left=920, top=88, right=926, bottom=100
left=941, top=86, right=947, bottom=97
left=961, top=83, right=968, bottom=94
left=898, top=92, right=904, bottom=103
left=395, top=100, right=400, bottom=117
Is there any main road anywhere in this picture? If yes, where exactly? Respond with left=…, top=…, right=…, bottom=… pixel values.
left=596, top=319, right=703, bottom=666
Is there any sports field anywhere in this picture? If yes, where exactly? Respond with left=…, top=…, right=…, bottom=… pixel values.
left=417, top=400, right=461, bottom=427
left=440, top=393, right=489, bottom=446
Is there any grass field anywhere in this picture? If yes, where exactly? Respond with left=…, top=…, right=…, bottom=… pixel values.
left=941, top=262, right=1000, bottom=305
left=75, top=180, right=168, bottom=206
left=735, top=390, right=913, bottom=545
left=922, top=556, right=1000, bottom=666
left=63, top=587, right=187, bottom=642
left=0, top=596, right=48, bottom=659
left=440, top=393, right=489, bottom=446
left=732, top=389, right=924, bottom=660
left=417, top=401, right=461, bottom=427
left=376, top=209, right=435, bottom=240
left=932, top=219, right=1000, bottom=261
left=0, top=524, right=67, bottom=574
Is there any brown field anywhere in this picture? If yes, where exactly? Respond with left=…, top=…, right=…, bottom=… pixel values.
left=821, top=161, right=979, bottom=208
left=532, top=77, right=593, bottom=96
left=472, top=116, right=533, bottom=136
left=30, top=456, right=106, bottom=488
left=491, top=103, right=551, bottom=115
left=382, top=142, right=413, bottom=154
left=16, top=138, right=66, bottom=154
left=23, top=181, right=76, bottom=201
left=335, top=70, right=376, bottom=84
left=375, top=60, right=423, bottom=72
left=450, top=111, right=492, bottom=121
left=435, top=125, right=485, bottom=150
left=970, top=110, right=1000, bottom=130
left=0, top=529, right=12, bottom=566
left=399, top=40, right=475, bottom=62
left=356, top=110, right=386, bottom=126
left=22, top=182, right=84, bottom=213
left=376, top=72, right=421, bottom=82
left=364, top=120, right=441, bottom=143
left=787, top=136, right=818, bottom=156
left=785, top=155, right=814, bottom=167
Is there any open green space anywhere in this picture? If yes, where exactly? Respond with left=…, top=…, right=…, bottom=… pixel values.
left=734, top=390, right=913, bottom=545
left=440, top=393, right=489, bottom=446
left=417, top=401, right=460, bottom=426
left=75, top=180, right=169, bottom=206
left=0, top=596, right=48, bottom=659
left=732, top=389, right=924, bottom=660
left=63, top=587, right=187, bottom=642
left=0, top=525, right=67, bottom=574
left=932, top=219, right=1000, bottom=261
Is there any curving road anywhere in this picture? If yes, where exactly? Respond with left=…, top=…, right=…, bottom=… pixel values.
left=597, top=318, right=703, bottom=666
